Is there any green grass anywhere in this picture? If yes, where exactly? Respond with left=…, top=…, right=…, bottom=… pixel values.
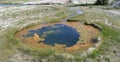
left=19, top=45, right=57, bottom=58
left=89, top=49, right=100, bottom=58
left=0, top=27, right=20, bottom=59
left=87, top=21, right=120, bottom=58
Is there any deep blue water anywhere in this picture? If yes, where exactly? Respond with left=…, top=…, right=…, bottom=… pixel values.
left=23, top=24, right=80, bottom=47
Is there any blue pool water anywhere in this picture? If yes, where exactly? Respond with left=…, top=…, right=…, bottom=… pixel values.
left=23, top=24, right=80, bottom=47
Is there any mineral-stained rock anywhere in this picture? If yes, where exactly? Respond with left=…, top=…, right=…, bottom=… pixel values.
left=33, top=33, right=44, bottom=42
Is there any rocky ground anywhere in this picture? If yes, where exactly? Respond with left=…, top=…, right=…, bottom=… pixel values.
left=0, top=0, right=115, bottom=4
left=111, top=0, right=120, bottom=8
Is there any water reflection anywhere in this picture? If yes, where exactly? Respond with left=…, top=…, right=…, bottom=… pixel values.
left=23, top=24, right=80, bottom=47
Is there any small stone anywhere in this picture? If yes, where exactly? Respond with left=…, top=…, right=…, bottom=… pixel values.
left=98, top=36, right=101, bottom=41
left=113, top=50, right=116, bottom=53
left=86, top=47, right=95, bottom=55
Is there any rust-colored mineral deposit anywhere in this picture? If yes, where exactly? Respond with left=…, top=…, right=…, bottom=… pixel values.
left=15, top=22, right=100, bottom=52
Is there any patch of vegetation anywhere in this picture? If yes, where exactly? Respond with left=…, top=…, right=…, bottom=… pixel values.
left=89, top=49, right=100, bottom=58
left=19, top=45, right=57, bottom=58
left=88, top=22, right=120, bottom=58
left=0, top=27, right=21, bottom=59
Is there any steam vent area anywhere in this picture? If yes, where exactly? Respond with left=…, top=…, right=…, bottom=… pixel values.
left=15, top=22, right=100, bottom=52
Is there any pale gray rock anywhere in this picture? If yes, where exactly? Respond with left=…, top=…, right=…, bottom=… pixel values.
left=111, top=0, right=120, bottom=8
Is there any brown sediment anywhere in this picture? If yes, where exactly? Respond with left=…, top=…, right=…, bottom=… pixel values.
left=15, top=22, right=100, bottom=52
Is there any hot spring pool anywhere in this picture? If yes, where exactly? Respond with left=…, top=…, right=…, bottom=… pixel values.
left=23, top=24, right=80, bottom=47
